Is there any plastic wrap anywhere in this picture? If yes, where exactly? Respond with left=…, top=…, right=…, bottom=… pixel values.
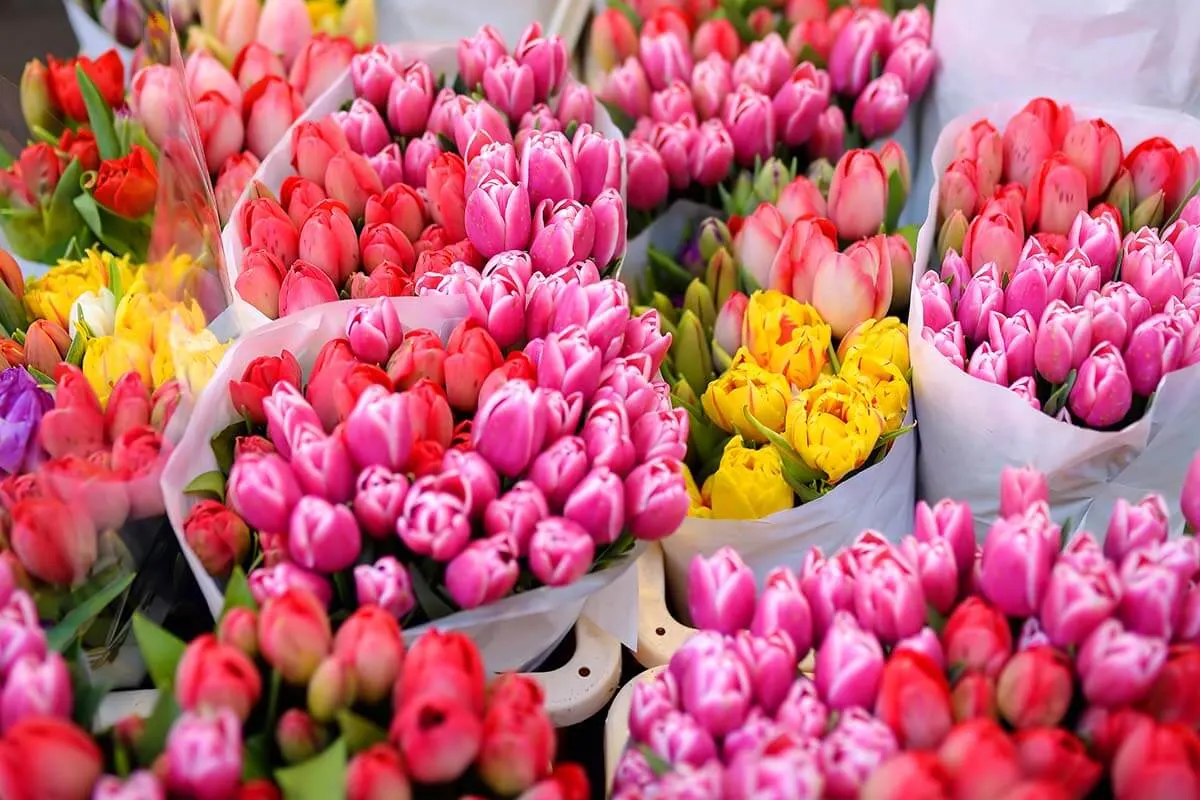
left=909, top=99, right=1200, bottom=534
left=159, top=295, right=644, bottom=672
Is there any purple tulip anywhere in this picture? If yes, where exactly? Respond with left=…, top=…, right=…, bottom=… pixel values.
left=894, top=627, right=946, bottom=671
left=227, top=454, right=301, bottom=534
left=679, top=647, right=753, bottom=737
left=814, top=611, right=885, bottom=710
left=0, top=369, right=53, bottom=475
left=750, top=567, right=813, bottom=656
left=957, top=265, right=1005, bottom=344
left=732, top=631, right=796, bottom=715
left=1068, top=210, right=1121, bottom=281
left=1076, top=619, right=1167, bottom=707
left=1040, top=558, right=1120, bottom=648
left=528, top=517, right=595, bottom=586
left=1123, top=227, right=1185, bottom=312
left=1124, top=313, right=1186, bottom=396
left=1069, top=342, right=1133, bottom=428
left=444, top=537, right=520, bottom=609
left=483, top=481, right=549, bottom=555
left=774, top=678, right=828, bottom=740
left=396, top=486, right=470, bottom=562
left=820, top=708, right=899, bottom=798
left=800, top=548, right=857, bottom=644
left=352, top=557, right=415, bottom=619
left=853, top=556, right=926, bottom=645
left=471, top=380, right=548, bottom=478
left=0, top=652, right=71, bottom=732
left=562, top=467, right=625, bottom=545
left=1118, top=550, right=1187, bottom=639
left=1105, top=495, right=1169, bottom=564
left=628, top=669, right=679, bottom=744
left=687, top=547, right=756, bottom=634
left=977, top=513, right=1055, bottom=617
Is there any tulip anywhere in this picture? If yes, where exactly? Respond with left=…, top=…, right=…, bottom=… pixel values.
left=258, top=587, right=332, bottom=685
left=455, top=23, right=507, bottom=90
left=625, top=139, right=670, bottom=212
left=875, top=650, right=953, bottom=749
left=185, top=51, right=242, bottom=108
left=822, top=708, right=900, bottom=798
left=470, top=379, right=547, bottom=478
left=174, top=634, right=261, bottom=723
left=525, top=516, right=594, bottom=588
left=1125, top=313, right=1186, bottom=396
left=193, top=91, right=245, bottom=174
left=288, top=34, right=354, bottom=106
left=602, top=57, right=651, bottom=120
left=994, top=646, right=1074, bottom=730
left=426, top=153, right=468, bottom=241
left=1124, top=227, right=1186, bottom=312
left=1025, top=154, right=1090, bottom=236
left=296, top=201, right=359, bottom=287
left=21, top=319, right=69, bottom=377
left=324, top=151, right=383, bottom=222
left=1033, top=301, right=1093, bottom=383
left=686, top=547, right=756, bottom=634
left=274, top=259, right=337, bottom=317
left=964, top=208, right=1024, bottom=280
left=828, top=9, right=886, bottom=96
left=1182, top=452, right=1200, bottom=533
left=0, top=651, right=71, bottom=732
left=1068, top=342, right=1133, bottom=428
left=853, top=73, right=909, bottom=141
left=385, top=63, right=435, bottom=138
left=624, top=457, right=689, bottom=541
left=572, top=126, right=621, bottom=208
left=9, top=497, right=97, bottom=587
left=828, top=149, right=888, bottom=242
left=243, top=76, right=304, bottom=160
left=684, top=119, right=732, bottom=188
left=290, top=120, right=349, bottom=188
left=590, top=8, right=638, bottom=72
left=723, top=86, right=775, bottom=168
left=883, top=36, right=936, bottom=97
left=288, top=495, right=361, bottom=573
left=1118, top=550, right=1187, bottom=639
left=1078, top=619, right=1168, bottom=707
left=183, top=500, right=251, bottom=579
left=248, top=563, right=332, bottom=609
left=334, top=98, right=390, bottom=158
left=649, top=79, right=694, bottom=124
left=389, top=693, right=482, bottom=785
left=690, top=54, right=732, bottom=122
left=810, top=236, right=893, bottom=338
left=464, top=175, right=532, bottom=260
left=815, top=611, right=885, bottom=710
left=234, top=43, right=287, bottom=94
left=349, top=46, right=400, bottom=109
left=165, top=710, right=243, bottom=800
left=514, top=22, right=568, bottom=99
left=942, top=597, right=1014, bottom=677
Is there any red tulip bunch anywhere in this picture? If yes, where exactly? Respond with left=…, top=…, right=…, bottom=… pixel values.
left=614, top=458, right=1200, bottom=800
left=922, top=97, right=1200, bottom=430
left=598, top=1, right=934, bottom=224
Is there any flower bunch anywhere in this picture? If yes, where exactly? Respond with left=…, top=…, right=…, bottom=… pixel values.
left=132, top=29, right=363, bottom=209
left=601, top=2, right=933, bottom=224
left=922, top=99, right=1200, bottom=430
left=7, top=52, right=161, bottom=263
left=81, top=0, right=375, bottom=53
left=0, top=560, right=75, bottom=734
left=184, top=294, right=687, bottom=617
left=614, top=461, right=1200, bottom=800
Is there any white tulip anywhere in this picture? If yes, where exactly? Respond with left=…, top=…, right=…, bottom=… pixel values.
left=68, top=288, right=117, bottom=340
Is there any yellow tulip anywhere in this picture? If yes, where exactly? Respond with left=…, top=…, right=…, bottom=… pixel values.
left=841, top=351, right=910, bottom=434
left=708, top=436, right=794, bottom=520
left=838, top=316, right=910, bottom=375
left=741, top=289, right=831, bottom=390
left=116, top=292, right=207, bottom=354
left=24, top=250, right=138, bottom=329
left=337, top=0, right=376, bottom=47
left=786, top=376, right=883, bottom=484
left=701, top=348, right=791, bottom=441
left=83, top=336, right=153, bottom=407
left=136, top=252, right=206, bottom=300
left=307, top=0, right=343, bottom=33
left=154, top=328, right=229, bottom=396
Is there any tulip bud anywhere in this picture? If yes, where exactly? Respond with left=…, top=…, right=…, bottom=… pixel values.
left=815, top=611, right=885, bottom=710
left=1077, top=619, right=1168, bottom=707
left=258, top=588, right=332, bottom=685
left=20, top=60, right=57, bottom=135
left=275, top=709, right=326, bottom=765
left=937, top=209, right=969, bottom=264
left=1068, top=342, right=1133, bottom=428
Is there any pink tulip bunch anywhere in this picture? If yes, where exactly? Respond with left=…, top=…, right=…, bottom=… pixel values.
left=184, top=293, right=688, bottom=619
left=0, top=560, right=72, bottom=735
left=603, top=3, right=934, bottom=218
left=615, top=460, right=1200, bottom=800
left=730, top=143, right=913, bottom=329
left=921, top=198, right=1200, bottom=429
left=132, top=33, right=362, bottom=221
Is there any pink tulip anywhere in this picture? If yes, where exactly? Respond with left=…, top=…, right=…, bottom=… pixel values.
left=192, top=91, right=245, bottom=179
left=1048, top=253, right=1103, bottom=307
left=952, top=120, right=1003, bottom=198
left=1040, top=558, right=1121, bottom=648
left=335, top=98, right=390, bottom=158
left=186, top=50, right=243, bottom=107
left=351, top=45, right=403, bottom=108
left=808, top=105, right=846, bottom=162
left=288, top=34, right=354, bottom=106
left=515, top=22, right=569, bottom=100
left=444, top=537, right=520, bottom=609
left=387, top=63, right=436, bottom=137
left=288, top=495, right=361, bottom=574
left=528, top=517, right=594, bottom=587
left=263, top=382, right=322, bottom=458
left=828, top=8, right=887, bottom=96
left=235, top=249, right=285, bottom=319
left=735, top=202, right=787, bottom=290
left=258, top=0, right=314, bottom=70
left=1077, top=619, right=1167, bottom=707
left=0, top=652, right=71, bottom=732
left=520, top=130, right=581, bottom=210
left=572, top=125, right=621, bottom=205
left=590, top=188, right=627, bottom=268
left=988, top=310, right=1036, bottom=379
left=748, top=567, right=812, bottom=657
left=640, top=31, right=693, bottom=92
left=243, top=76, right=304, bottom=159
left=722, top=86, right=775, bottom=168
left=977, top=513, right=1056, bottom=618
left=426, top=152, right=470, bottom=242
left=352, top=556, right=415, bottom=619
left=346, top=300, right=406, bottom=365
left=342, top=386, right=418, bottom=473
left=680, top=646, right=753, bottom=737
left=482, top=57, right=536, bottom=122
left=1123, top=227, right=1186, bottom=313
left=1033, top=300, right=1093, bottom=383
left=913, top=497, right=975, bottom=580
left=1104, top=495, right=1169, bottom=565
left=774, top=678, right=828, bottom=742
left=130, top=64, right=183, bottom=149
left=642, top=711, right=718, bottom=769
left=360, top=222, right=415, bottom=275
left=1003, top=255, right=1051, bottom=323
left=1118, top=549, right=1186, bottom=640
left=883, top=38, right=935, bottom=97
left=828, top=149, right=888, bottom=242
left=647, top=121, right=695, bottom=191
left=900, top=536, right=959, bottom=616
left=1002, top=110, right=1058, bottom=189
left=1060, top=118, right=1124, bottom=200
left=456, top=24, right=507, bottom=90
left=822, top=709, right=901, bottom=798
left=963, top=207, right=1024, bottom=279
left=772, top=63, right=830, bottom=148
left=815, top=611, right=885, bottom=710
left=650, top=80, right=695, bottom=123
left=299, top=200, right=360, bottom=287
left=289, top=427, right=354, bottom=504
left=625, top=139, right=670, bottom=212
left=995, top=466, right=1047, bottom=522
left=686, top=546, right=757, bottom=634
left=940, top=159, right=981, bottom=223
left=1025, top=154, right=1089, bottom=236
left=352, top=467, right=409, bottom=540
left=853, top=73, right=909, bottom=141
left=690, top=54, right=732, bottom=121
left=227, top=453, right=301, bottom=534
left=811, top=235, right=892, bottom=338
left=1068, top=210, right=1122, bottom=281
left=1069, top=342, right=1133, bottom=428
left=1124, top=313, right=1186, bottom=396
left=396, top=483, right=471, bottom=562
left=471, top=380, right=548, bottom=478
left=324, top=150, right=384, bottom=222
left=291, top=118, right=350, bottom=186
left=165, top=710, right=243, bottom=800
left=854, top=556, right=926, bottom=645
left=214, top=152, right=260, bottom=224
left=602, top=57, right=652, bottom=120
left=623, top=457, right=689, bottom=541
left=465, top=174, right=533, bottom=259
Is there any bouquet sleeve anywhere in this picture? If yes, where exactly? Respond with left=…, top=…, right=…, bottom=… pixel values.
left=909, top=100, right=1200, bottom=534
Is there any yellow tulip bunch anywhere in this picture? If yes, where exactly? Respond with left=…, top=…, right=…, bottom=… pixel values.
left=693, top=291, right=911, bottom=520
left=24, top=249, right=229, bottom=406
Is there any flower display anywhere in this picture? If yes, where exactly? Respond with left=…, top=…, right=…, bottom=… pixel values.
left=922, top=97, right=1200, bottom=430
left=630, top=145, right=913, bottom=521
left=615, top=460, right=1200, bottom=800
left=596, top=0, right=934, bottom=230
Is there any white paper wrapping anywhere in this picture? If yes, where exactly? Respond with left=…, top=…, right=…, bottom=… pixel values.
left=620, top=201, right=917, bottom=617
left=62, top=0, right=136, bottom=72
left=912, top=0, right=1200, bottom=230
left=159, top=295, right=643, bottom=672
left=909, top=100, right=1200, bottom=535
left=221, top=41, right=627, bottom=333
left=377, top=0, right=593, bottom=56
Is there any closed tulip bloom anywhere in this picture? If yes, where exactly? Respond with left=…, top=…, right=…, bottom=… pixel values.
left=996, top=466, right=1048, bottom=521
left=650, top=80, right=695, bottom=124
left=287, top=495, right=361, bottom=574
left=1040, top=558, right=1121, bottom=648
left=351, top=45, right=403, bottom=109
left=0, top=651, right=72, bottom=731
left=1048, top=253, right=1103, bottom=307
left=243, top=76, right=304, bottom=159
left=964, top=207, right=1024, bottom=279
left=815, top=611, right=885, bottom=710
left=239, top=196, right=299, bottom=267
left=289, top=428, right=355, bottom=503
left=853, top=73, right=909, bottom=141
left=602, top=57, right=651, bottom=119
left=1118, top=550, right=1186, bottom=639
left=530, top=199, right=595, bottom=273
left=397, top=484, right=471, bottom=562
left=855, top=556, right=926, bottom=645
left=625, top=139, right=670, bottom=212
left=639, top=31, right=693, bottom=92
left=812, top=236, right=892, bottom=338
left=988, top=310, right=1036, bottom=379
left=723, top=86, right=775, bottom=168
left=822, top=708, right=901, bottom=798
left=227, top=454, right=301, bottom=534
left=465, top=174, right=533, bottom=259
left=690, top=54, right=732, bottom=122
left=884, top=37, right=936, bottom=98
left=291, top=118, right=350, bottom=186
left=914, top=497, right=976, bottom=580
left=324, top=150, right=384, bottom=222
left=828, top=149, right=888, bottom=242
left=335, top=98, right=390, bottom=157
left=966, top=341, right=1008, bottom=385
left=1077, top=619, right=1168, bottom=707
left=193, top=91, right=245, bottom=176
left=165, top=710, right=243, bottom=800
left=1034, top=300, right=1093, bottom=383
left=772, top=63, right=830, bottom=150
left=298, top=201, right=360, bottom=286
left=444, top=537, right=520, bottom=609
left=828, top=8, right=886, bottom=96
left=352, top=467, right=409, bottom=540
left=978, top=513, right=1055, bottom=618
left=1068, top=210, right=1122, bottom=281
left=456, top=24, right=507, bottom=91
left=1002, top=109, right=1058, bottom=190
left=1024, top=154, right=1089, bottom=237
left=687, top=119, right=734, bottom=187
left=387, top=65, right=435, bottom=137
left=1068, top=342, right=1133, bottom=428
left=471, top=379, right=548, bottom=478
left=1124, top=313, right=1186, bottom=396
left=1104, top=494, right=1169, bottom=565
left=940, top=159, right=981, bottom=224
left=678, top=645, right=753, bottom=739
left=186, top=50, right=243, bottom=107
left=527, top=517, right=594, bottom=588
left=735, top=202, right=788, bottom=290
left=624, top=457, right=689, bottom=540
left=572, top=125, right=621, bottom=206
left=919, top=273, right=956, bottom=336
left=687, top=547, right=756, bottom=634
left=1124, top=227, right=1186, bottom=312
left=277, top=260, right=338, bottom=317
left=352, top=556, right=415, bottom=620
left=750, top=567, right=813, bottom=656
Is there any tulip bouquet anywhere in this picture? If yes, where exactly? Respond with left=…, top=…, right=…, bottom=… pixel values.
left=166, top=289, right=686, bottom=668
left=222, top=24, right=627, bottom=329
left=71, top=0, right=375, bottom=58
left=598, top=2, right=934, bottom=230
left=911, top=97, right=1200, bottom=528
left=4, top=51, right=162, bottom=264
left=613, top=462, right=1200, bottom=800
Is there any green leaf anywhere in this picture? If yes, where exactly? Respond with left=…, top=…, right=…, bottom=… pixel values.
left=925, top=603, right=947, bottom=635
left=132, top=613, right=187, bottom=691
left=636, top=744, right=673, bottom=778
left=647, top=245, right=695, bottom=294
left=107, top=252, right=125, bottom=302
left=211, top=420, right=250, bottom=475
left=46, top=571, right=136, bottom=652
left=64, top=328, right=88, bottom=366
left=884, top=168, right=907, bottom=232
left=826, top=342, right=841, bottom=374
left=48, top=157, right=85, bottom=219
left=0, top=144, right=12, bottom=169
left=75, top=64, right=121, bottom=161
left=65, top=640, right=110, bottom=730
left=410, top=565, right=456, bottom=622
left=337, top=710, right=388, bottom=755
left=135, top=692, right=181, bottom=765
left=898, top=222, right=921, bottom=254
left=451, top=74, right=470, bottom=96
left=742, top=409, right=827, bottom=495
left=73, top=192, right=104, bottom=239
left=435, top=133, right=456, bottom=153
left=27, top=366, right=55, bottom=386
left=184, top=470, right=227, bottom=503
left=877, top=422, right=916, bottom=446
left=275, top=739, right=349, bottom=800
left=1043, top=369, right=1078, bottom=418
left=609, top=0, right=643, bottom=28
left=242, top=734, right=272, bottom=781
left=0, top=279, right=27, bottom=335
left=221, top=567, right=258, bottom=618
left=598, top=100, right=635, bottom=137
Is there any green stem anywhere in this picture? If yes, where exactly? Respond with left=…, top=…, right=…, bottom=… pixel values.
left=827, top=342, right=841, bottom=374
